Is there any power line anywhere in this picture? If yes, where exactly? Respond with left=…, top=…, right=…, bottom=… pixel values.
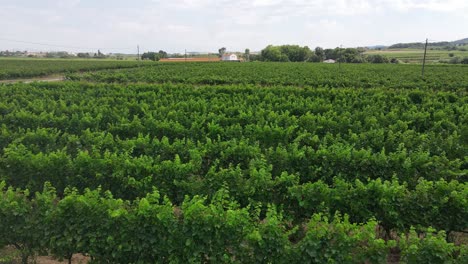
left=0, top=37, right=135, bottom=51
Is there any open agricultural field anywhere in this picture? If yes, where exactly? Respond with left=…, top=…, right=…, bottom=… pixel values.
left=0, top=62, right=467, bottom=263
left=364, top=49, right=468, bottom=63
left=0, top=58, right=154, bottom=80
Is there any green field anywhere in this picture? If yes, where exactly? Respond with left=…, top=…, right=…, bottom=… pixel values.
left=66, top=62, right=468, bottom=90
left=0, top=58, right=154, bottom=80
left=0, top=62, right=467, bottom=263
left=365, top=49, right=468, bottom=63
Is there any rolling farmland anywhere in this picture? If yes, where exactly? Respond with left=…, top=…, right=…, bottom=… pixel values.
left=364, top=49, right=468, bottom=63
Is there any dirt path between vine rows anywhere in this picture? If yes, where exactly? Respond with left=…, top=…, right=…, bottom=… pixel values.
left=0, top=75, right=65, bottom=84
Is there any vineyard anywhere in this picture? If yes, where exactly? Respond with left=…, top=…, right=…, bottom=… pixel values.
left=0, top=59, right=153, bottom=80
left=0, top=62, right=467, bottom=263
left=66, top=62, right=468, bottom=90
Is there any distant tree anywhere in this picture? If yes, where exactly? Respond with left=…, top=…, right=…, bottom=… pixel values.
left=249, top=53, right=262, bottom=61
left=261, top=45, right=288, bottom=62
left=460, top=57, right=468, bottom=64
left=280, top=45, right=312, bottom=62
left=244, top=49, right=250, bottom=61
left=367, top=54, right=389, bottom=63
left=57, top=51, right=72, bottom=58
left=320, top=48, right=365, bottom=63
left=94, top=50, right=107, bottom=59
left=390, top=58, right=399, bottom=64
left=141, top=52, right=158, bottom=61
left=356, top=47, right=367, bottom=54
left=140, top=50, right=167, bottom=61
left=448, top=53, right=455, bottom=57
left=324, top=49, right=337, bottom=60
left=77, top=53, right=91, bottom=58
left=260, top=45, right=312, bottom=62
left=218, top=47, right=226, bottom=57
left=308, top=54, right=321, bottom=62
left=158, top=50, right=168, bottom=59
left=314, top=47, right=325, bottom=62
left=449, top=57, right=460, bottom=64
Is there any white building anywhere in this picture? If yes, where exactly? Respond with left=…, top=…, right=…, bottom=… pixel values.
left=221, top=53, right=239, bottom=61
left=323, top=59, right=336, bottom=63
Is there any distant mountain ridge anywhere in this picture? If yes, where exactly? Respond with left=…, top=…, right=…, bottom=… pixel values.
left=388, top=38, right=468, bottom=49
left=452, top=38, right=468, bottom=45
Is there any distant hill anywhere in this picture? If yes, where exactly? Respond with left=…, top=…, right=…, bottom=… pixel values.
left=388, top=38, right=468, bottom=49
left=452, top=38, right=468, bottom=45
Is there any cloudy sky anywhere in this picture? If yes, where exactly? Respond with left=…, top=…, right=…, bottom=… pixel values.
left=1, top=0, right=467, bottom=53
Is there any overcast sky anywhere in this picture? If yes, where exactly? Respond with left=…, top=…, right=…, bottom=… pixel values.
left=1, top=0, right=467, bottom=53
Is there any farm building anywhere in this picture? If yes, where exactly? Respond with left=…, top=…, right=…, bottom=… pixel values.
left=222, top=54, right=239, bottom=61
left=323, top=59, right=336, bottom=63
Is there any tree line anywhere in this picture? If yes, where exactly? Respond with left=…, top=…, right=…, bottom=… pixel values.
left=247, top=45, right=397, bottom=63
left=141, top=50, right=168, bottom=61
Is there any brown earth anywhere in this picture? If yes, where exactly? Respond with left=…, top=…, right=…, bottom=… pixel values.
left=0, top=75, right=64, bottom=84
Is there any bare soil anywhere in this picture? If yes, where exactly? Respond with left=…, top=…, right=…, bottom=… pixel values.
left=0, top=247, right=89, bottom=264
left=34, top=254, right=89, bottom=264
left=0, top=75, right=64, bottom=84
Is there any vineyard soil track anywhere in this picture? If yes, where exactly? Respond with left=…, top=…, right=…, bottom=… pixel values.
left=0, top=75, right=65, bottom=84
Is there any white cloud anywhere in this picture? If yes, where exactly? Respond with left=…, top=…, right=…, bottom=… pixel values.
left=389, top=0, right=468, bottom=12
left=166, top=24, right=192, bottom=33
left=0, top=0, right=466, bottom=52
left=251, top=0, right=283, bottom=7
left=57, top=0, right=82, bottom=8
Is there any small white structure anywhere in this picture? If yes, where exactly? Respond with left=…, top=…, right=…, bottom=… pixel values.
left=323, top=59, right=336, bottom=63
left=222, top=53, right=238, bottom=61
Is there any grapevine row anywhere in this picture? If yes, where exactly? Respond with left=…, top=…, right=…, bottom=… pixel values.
left=1, top=181, right=466, bottom=263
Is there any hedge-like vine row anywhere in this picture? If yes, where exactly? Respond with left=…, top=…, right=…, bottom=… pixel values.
left=0, top=59, right=153, bottom=80
left=66, top=62, right=468, bottom=90
left=1, top=182, right=467, bottom=263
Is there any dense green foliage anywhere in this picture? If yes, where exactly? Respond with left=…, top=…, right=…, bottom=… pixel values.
left=1, top=182, right=467, bottom=263
left=260, top=45, right=313, bottom=62
left=257, top=45, right=410, bottom=63
left=0, top=59, right=153, bottom=80
left=141, top=51, right=168, bottom=61
left=0, top=61, right=467, bottom=262
left=67, top=62, right=468, bottom=90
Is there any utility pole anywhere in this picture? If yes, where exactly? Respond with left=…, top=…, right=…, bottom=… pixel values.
left=339, top=44, right=343, bottom=71
left=137, top=45, right=140, bottom=61
left=185, top=49, right=187, bottom=63
left=421, top=38, right=428, bottom=78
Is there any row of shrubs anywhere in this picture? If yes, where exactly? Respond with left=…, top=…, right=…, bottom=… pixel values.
left=441, top=56, right=468, bottom=64
left=1, top=181, right=467, bottom=263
